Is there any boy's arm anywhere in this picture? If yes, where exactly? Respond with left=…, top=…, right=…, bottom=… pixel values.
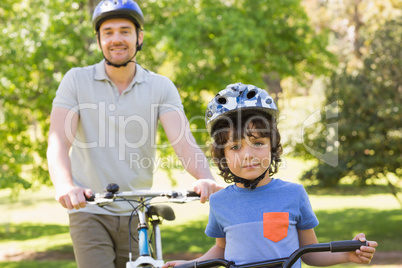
left=163, top=238, right=225, bottom=268
left=196, top=238, right=226, bottom=261
left=299, top=229, right=377, bottom=266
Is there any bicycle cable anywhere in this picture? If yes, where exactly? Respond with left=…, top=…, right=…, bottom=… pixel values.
left=127, top=197, right=154, bottom=256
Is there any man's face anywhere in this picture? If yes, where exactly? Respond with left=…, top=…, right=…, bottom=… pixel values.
left=98, top=18, right=143, bottom=66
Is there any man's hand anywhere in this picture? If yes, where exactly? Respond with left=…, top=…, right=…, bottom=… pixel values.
left=193, top=179, right=224, bottom=203
left=55, top=185, right=93, bottom=210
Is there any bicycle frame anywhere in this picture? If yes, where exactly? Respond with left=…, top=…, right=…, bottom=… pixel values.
left=126, top=197, right=165, bottom=268
left=87, top=184, right=199, bottom=268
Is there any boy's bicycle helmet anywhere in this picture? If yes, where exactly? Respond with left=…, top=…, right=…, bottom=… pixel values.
left=205, top=83, right=279, bottom=189
left=92, top=0, right=144, bottom=32
left=205, top=82, right=278, bottom=135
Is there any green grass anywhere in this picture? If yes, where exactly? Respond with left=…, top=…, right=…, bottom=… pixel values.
left=313, top=209, right=401, bottom=251
left=1, top=207, right=400, bottom=266
left=161, top=218, right=213, bottom=254
left=0, top=223, right=73, bottom=253
left=159, top=208, right=402, bottom=255
left=0, top=161, right=401, bottom=267
left=0, top=223, right=70, bottom=242
left=0, top=261, right=76, bottom=268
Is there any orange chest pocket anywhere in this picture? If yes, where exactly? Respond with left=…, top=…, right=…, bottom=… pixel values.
left=263, top=212, right=289, bottom=243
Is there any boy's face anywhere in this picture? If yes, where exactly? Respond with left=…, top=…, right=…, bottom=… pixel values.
left=223, top=130, right=272, bottom=187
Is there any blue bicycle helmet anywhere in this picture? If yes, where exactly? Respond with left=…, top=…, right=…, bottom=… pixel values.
left=92, top=0, right=144, bottom=67
left=92, top=0, right=144, bottom=32
left=205, top=83, right=278, bottom=135
left=205, top=83, right=280, bottom=189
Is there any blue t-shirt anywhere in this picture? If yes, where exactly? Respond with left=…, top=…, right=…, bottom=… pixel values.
left=205, top=178, right=319, bottom=268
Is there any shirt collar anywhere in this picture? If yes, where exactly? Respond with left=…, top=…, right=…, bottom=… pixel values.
left=94, top=59, right=146, bottom=84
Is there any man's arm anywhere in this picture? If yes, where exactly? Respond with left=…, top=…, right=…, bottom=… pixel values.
left=160, top=110, right=223, bottom=202
left=47, top=107, right=92, bottom=209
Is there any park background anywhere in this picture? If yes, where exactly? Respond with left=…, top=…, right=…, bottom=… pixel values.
left=0, top=0, right=401, bottom=267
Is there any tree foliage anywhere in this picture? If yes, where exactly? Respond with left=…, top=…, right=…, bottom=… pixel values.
left=0, top=0, right=100, bottom=192
left=293, top=18, right=401, bottom=188
left=0, top=0, right=363, bottom=191
left=140, top=0, right=335, bottom=145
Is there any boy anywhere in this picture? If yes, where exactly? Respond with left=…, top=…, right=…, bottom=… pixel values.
left=164, top=83, right=377, bottom=268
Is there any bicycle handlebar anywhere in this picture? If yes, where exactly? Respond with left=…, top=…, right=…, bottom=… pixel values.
left=85, top=183, right=200, bottom=206
left=174, top=240, right=367, bottom=268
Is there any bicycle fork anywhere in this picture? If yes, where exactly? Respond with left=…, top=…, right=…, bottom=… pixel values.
left=127, top=198, right=164, bottom=268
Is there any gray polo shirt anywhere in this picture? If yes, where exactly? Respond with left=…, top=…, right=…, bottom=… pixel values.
left=53, top=60, right=183, bottom=215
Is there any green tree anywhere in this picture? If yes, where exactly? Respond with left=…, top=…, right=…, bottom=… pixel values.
left=0, top=0, right=337, bottom=191
left=293, top=18, right=401, bottom=204
left=303, top=0, right=401, bottom=57
left=141, top=0, right=336, bottom=145
left=0, top=0, right=99, bottom=193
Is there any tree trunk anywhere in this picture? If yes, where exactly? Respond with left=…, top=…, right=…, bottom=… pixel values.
left=353, top=0, right=363, bottom=59
left=88, top=0, right=98, bottom=15
left=262, top=72, right=283, bottom=105
left=385, top=176, right=402, bottom=209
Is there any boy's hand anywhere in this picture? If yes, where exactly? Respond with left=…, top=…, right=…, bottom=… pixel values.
left=349, top=233, right=378, bottom=264
left=163, top=260, right=191, bottom=268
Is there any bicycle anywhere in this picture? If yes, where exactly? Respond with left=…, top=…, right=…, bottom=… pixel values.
left=87, top=183, right=367, bottom=268
left=86, top=183, right=200, bottom=268
left=173, top=240, right=368, bottom=268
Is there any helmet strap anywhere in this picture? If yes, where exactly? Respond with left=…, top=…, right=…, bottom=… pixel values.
left=97, top=29, right=142, bottom=69
left=104, top=52, right=136, bottom=68
left=136, top=37, right=143, bottom=51
left=230, top=159, right=272, bottom=190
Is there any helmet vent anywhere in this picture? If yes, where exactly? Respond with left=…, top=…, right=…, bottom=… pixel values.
left=216, top=96, right=227, bottom=104
left=246, top=90, right=257, bottom=99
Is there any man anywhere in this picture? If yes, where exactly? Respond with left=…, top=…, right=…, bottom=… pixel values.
left=47, top=1, right=221, bottom=267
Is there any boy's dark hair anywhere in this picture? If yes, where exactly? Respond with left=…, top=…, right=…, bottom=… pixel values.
left=210, top=111, right=282, bottom=184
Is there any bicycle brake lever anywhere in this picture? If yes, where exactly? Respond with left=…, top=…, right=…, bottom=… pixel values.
left=85, top=193, right=115, bottom=206
left=186, top=191, right=200, bottom=197
left=167, top=190, right=200, bottom=203
left=85, top=194, right=95, bottom=202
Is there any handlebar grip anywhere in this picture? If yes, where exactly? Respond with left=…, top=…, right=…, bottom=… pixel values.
left=174, top=261, right=196, bottom=268
left=186, top=191, right=201, bottom=197
left=330, top=240, right=367, bottom=252
left=85, top=194, right=95, bottom=202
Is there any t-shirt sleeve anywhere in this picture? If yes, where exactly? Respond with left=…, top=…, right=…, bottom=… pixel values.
left=157, top=78, right=184, bottom=116
left=205, top=204, right=225, bottom=238
left=52, top=69, right=80, bottom=113
left=296, top=185, right=319, bottom=230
